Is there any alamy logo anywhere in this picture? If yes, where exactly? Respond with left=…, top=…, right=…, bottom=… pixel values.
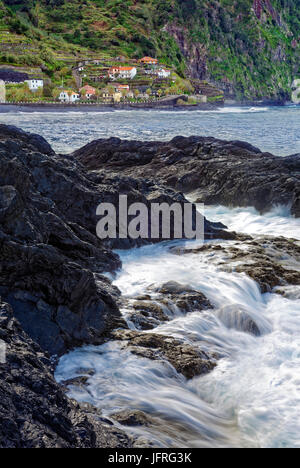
left=0, top=340, right=6, bottom=364
left=96, top=195, right=204, bottom=241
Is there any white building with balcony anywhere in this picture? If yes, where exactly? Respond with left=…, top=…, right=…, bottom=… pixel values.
left=25, top=79, right=44, bottom=91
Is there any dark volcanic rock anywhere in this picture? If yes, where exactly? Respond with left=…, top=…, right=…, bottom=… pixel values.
left=0, top=125, right=237, bottom=355
left=0, top=124, right=131, bottom=355
left=153, top=281, right=213, bottom=312
left=112, top=329, right=216, bottom=379
left=74, top=136, right=300, bottom=217
left=226, top=237, right=300, bottom=293
left=124, top=282, right=213, bottom=331
left=0, top=124, right=229, bottom=448
left=0, top=299, right=131, bottom=448
left=128, top=300, right=170, bottom=330
left=111, top=410, right=153, bottom=428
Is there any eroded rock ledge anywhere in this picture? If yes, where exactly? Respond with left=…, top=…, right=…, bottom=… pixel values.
left=0, top=299, right=132, bottom=448
left=123, top=281, right=213, bottom=330
left=112, top=329, right=216, bottom=380
left=74, top=136, right=300, bottom=217
left=170, top=236, right=300, bottom=294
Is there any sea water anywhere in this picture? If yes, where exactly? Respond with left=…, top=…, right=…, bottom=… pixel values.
left=1, top=105, right=299, bottom=156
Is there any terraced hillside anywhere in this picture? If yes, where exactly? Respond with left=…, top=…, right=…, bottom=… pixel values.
left=0, top=0, right=299, bottom=100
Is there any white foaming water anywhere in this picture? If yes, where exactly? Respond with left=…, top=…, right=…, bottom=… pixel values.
left=56, top=207, right=300, bottom=448
left=203, top=205, right=300, bottom=240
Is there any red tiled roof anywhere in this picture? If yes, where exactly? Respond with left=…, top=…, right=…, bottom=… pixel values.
left=140, top=57, right=157, bottom=62
left=109, top=67, right=135, bottom=73
left=80, top=85, right=96, bottom=92
left=118, top=67, right=135, bottom=71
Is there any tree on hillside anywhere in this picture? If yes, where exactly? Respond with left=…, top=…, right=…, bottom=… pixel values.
left=107, top=85, right=115, bottom=96
left=80, top=88, right=87, bottom=99
left=43, top=81, right=54, bottom=98
left=52, top=88, right=61, bottom=100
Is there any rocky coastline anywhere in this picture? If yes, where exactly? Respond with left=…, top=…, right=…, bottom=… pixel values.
left=74, top=135, right=300, bottom=218
left=0, top=124, right=300, bottom=447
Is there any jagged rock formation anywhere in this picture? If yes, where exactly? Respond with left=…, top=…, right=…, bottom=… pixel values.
left=0, top=124, right=229, bottom=447
left=123, top=281, right=214, bottom=331
left=0, top=124, right=126, bottom=356
left=0, top=125, right=228, bottom=356
left=0, top=298, right=132, bottom=448
left=112, top=329, right=216, bottom=380
left=253, top=0, right=281, bottom=24
left=74, top=136, right=300, bottom=218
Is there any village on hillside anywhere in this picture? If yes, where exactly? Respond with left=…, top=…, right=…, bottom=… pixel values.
left=0, top=54, right=224, bottom=106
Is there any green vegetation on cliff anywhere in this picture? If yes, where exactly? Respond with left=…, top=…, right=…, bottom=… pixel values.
left=0, top=0, right=299, bottom=100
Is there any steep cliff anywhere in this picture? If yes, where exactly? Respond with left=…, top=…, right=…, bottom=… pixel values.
left=161, top=0, right=300, bottom=100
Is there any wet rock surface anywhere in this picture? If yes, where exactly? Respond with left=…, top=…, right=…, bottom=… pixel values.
left=172, top=237, right=300, bottom=293
left=0, top=299, right=132, bottom=448
left=216, top=305, right=261, bottom=337
left=0, top=124, right=127, bottom=355
left=123, top=281, right=213, bottom=330
left=74, top=136, right=300, bottom=217
left=152, top=281, right=213, bottom=312
left=112, top=329, right=216, bottom=380
left=126, top=300, right=170, bottom=330
left=111, top=410, right=153, bottom=428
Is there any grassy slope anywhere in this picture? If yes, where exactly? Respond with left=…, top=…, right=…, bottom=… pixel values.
left=1, top=0, right=299, bottom=99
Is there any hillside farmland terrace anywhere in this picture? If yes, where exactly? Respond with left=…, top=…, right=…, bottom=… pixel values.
left=0, top=0, right=299, bottom=100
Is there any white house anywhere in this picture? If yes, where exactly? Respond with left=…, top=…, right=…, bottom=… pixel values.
left=59, top=90, right=80, bottom=103
left=108, top=67, right=137, bottom=80
left=0, top=80, right=5, bottom=103
left=144, top=68, right=156, bottom=76
left=25, top=79, right=44, bottom=91
left=157, top=68, right=171, bottom=79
